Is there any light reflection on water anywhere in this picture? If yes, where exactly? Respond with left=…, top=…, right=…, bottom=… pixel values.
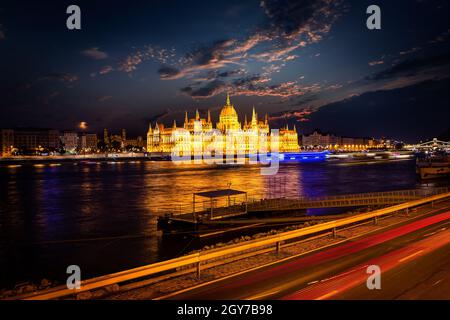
left=0, top=159, right=445, bottom=288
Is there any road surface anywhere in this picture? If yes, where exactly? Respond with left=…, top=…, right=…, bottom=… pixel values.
left=164, top=208, right=450, bottom=300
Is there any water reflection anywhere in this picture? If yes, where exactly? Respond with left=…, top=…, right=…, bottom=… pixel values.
left=141, top=162, right=304, bottom=214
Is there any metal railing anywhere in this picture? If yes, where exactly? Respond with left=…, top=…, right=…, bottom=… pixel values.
left=242, top=188, right=450, bottom=213
left=156, top=187, right=450, bottom=217
left=17, top=191, right=450, bottom=300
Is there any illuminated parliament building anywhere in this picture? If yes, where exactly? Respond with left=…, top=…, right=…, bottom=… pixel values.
left=146, top=94, right=299, bottom=155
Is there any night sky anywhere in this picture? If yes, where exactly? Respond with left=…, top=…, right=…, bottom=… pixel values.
left=0, top=0, right=449, bottom=142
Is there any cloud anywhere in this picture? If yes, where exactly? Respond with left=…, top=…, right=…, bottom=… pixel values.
left=251, top=41, right=307, bottom=62
left=181, top=80, right=227, bottom=99
left=259, top=0, right=342, bottom=52
left=217, top=68, right=246, bottom=78
left=171, top=0, right=341, bottom=80
left=232, top=74, right=271, bottom=87
left=181, top=71, right=323, bottom=99
left=39, top=73, right=79, bottom=83
left=155, top=41, right=246, bottom=80
left=146, top=108, right=196, bottom=124
left=114, top=0, right=343, bottom=101
left=233, top=80, right=322, bottom=98
left=326, top=83, right=343, bottom=90
left=158, top=66, right=182, bottom=80
left=187, top=39, right=235, bottom=66
left=319, top=52, right=450, bottom=110
left=429, top=29, right=450, bottom=44
left=399, top=47, right=421, bottom=56
left=177, top=0, right=342, bottom=96
left=90, top=65, right=114, bottom=77
left=99, top=65, right=113, bottom=75
left=369, top=60, right=384, bottom=66
left=118, top=46, right=177, bottom=74
left=230, top=73, right=322, bottom=98
left=365, top=53, right=450, bottom=82
left=118, top=54, right=143, bottom=73
left=269, top=109, right=313, bottom=122
left=61, top=0, right=341, bottom=119
left=165, top=39, right=246, bottom=79
left=191, top=68, right=247, bottom=82
left=97, top=95, right=113, bottom=102
left=261, top=64, right=284, bottom=77
left=368, top=29, right=448, bottom=72
left=81, top=47, right=108, bottom=60
left=298, top=77, right=450, bottom=142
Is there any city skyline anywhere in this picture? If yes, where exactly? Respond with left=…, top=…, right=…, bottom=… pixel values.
left=0, top=96, right=407, bottom=146
left=0, top=0, right=449, bottom=142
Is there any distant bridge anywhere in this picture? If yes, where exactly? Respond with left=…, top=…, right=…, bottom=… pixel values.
left=412, top=138, right=450, bottom=151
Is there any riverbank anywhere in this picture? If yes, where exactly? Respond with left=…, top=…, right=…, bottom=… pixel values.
left=0, top=153, right=148, bottom=164
left=0, top=150, right=415, bottom=165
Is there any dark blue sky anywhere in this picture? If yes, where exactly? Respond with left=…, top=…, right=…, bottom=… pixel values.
left=0, top=0, right=449, bottom=141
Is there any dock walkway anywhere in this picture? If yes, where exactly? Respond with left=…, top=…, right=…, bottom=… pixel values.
left=161, top=187, right=450, bottom=225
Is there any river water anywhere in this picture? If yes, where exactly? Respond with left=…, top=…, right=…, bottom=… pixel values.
left=0, top=158, right=447, bottom=288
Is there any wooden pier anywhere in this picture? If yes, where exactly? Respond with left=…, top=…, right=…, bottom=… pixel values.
left=158, top=187, right=450, bottom=229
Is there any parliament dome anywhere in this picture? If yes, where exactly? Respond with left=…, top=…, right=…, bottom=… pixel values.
left=219, top=93, right=238, bottom=118
left=220, top=105, right=238, bottom=118
left=217, top=93, right=241, bottom=132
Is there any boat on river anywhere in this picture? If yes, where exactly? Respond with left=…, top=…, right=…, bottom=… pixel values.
left=416, top=151, right=450, bottom=180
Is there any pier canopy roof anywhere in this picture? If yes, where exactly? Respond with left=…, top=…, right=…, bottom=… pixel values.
left=193, top=188, right=248, bottom=221
left=194, top=189, right=246, bottom=199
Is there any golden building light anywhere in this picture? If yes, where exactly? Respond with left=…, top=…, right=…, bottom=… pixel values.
left=146, top=94, right=300, bottom=156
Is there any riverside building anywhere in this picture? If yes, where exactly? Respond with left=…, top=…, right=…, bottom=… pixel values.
left=146, top=94, right=300, bottom=156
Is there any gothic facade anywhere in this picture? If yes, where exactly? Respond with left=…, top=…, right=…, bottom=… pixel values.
left=147, top=94, right=299, bottom=155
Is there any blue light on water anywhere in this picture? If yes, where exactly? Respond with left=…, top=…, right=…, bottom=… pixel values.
left=213, top=151, right=329, bottom=163
left=279, top=151, right=329, bottom=163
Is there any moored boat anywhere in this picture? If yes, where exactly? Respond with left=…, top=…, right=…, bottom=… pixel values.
left=416, top=151, right=450, bottom=180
